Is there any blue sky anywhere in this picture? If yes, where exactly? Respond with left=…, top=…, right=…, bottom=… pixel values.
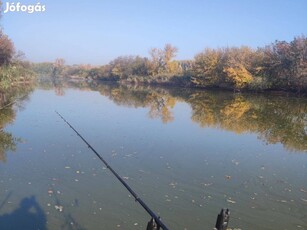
left=2, top=0, right=307, bottom=65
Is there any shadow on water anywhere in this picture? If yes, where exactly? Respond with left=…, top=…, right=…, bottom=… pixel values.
left=0, top=196, right=47, bottom=230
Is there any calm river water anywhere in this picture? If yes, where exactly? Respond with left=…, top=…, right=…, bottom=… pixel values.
left=0, top=81, right=306, bottom=229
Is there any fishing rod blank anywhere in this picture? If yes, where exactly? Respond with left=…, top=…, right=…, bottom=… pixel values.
left=56, top=111, right=169, bottom=230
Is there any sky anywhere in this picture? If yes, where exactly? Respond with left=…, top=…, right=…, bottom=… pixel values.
left=1, top=0, right=307, bottom=65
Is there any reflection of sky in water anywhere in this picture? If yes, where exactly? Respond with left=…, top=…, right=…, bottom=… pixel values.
left=0, top=88, right=306, bottom=229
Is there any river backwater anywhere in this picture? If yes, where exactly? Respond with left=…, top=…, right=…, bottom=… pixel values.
left=0, top=81, right=306, bottom=229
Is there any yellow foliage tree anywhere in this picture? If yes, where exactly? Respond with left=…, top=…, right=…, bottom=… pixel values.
left=192, top=48, right=222, bottom=86
left=166, top=60, right=180, bottom=74
left=223, top=64, right=253, bottom=89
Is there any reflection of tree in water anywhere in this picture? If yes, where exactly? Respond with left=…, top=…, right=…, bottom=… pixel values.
left=147, top=93, right=176, bottom=123
left=96, top=84, right=176, bottom=123
left=188, top=91, right=307, bottom=152
left=0, top=131, right=18, bottom=162
left=52, top=76, right=66, bottom=96
left=0, top=196, right=47, bottom=230
left=94, top=83, right=307, bottom=152
left=0, top=106, right=17, bottom=162
left=0, top=85, right=34, bottom=162
left=32, top=80, right=307, bottom=152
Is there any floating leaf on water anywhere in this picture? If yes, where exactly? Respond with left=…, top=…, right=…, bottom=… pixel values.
left=227, top=199, right=236, bottom=204
left=55, top=205, right=63, bottom=212
left=203, top=183, right=213, bottom=187
left=231, top=159, right=240, bottom=165
left=169, top=182, right=177, bottom=188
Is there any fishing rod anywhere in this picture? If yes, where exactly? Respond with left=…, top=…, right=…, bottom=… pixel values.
left=55, top=111, right=169, bottom=230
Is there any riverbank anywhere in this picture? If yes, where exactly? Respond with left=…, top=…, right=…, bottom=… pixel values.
left=91, top=77, right=307, bottom=97
left=32, top=36, right=307, bottom=95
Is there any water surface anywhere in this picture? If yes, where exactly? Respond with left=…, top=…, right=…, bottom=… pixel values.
left=0, top=82, right=306, bottom=229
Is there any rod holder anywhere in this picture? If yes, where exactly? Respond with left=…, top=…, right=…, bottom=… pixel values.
left=215, top=208, right=230, bottom=230
left=147, top=217, right=160, bottom=230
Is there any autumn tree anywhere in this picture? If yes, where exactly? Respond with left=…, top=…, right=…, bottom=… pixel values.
left=220, top=47, right=254, bottom=89
left=164, top=44, right=179, bottom=73
left=192, top=48, right=222, bottom=87
left=108, top=56, right=149, bottom=79
left=288, top=36, right=307, bottom=92
left=52, top=58, right=65, bottom=76
left=0, top=30, right=14, bottom=66
left=148, top=44, right=179, bottom=75
left=258, top=36, right=307, bottom=92
left=148, top=48, right=164, bottom=75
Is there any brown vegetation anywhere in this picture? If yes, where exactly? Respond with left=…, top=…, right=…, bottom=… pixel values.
left=33, top=36, right=307, bottom=94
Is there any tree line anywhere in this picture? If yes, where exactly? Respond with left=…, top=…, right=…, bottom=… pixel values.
left=0, top=0, right=36, bottom=91
left=35, top=36, right=307, bottom=94
left=0, top=30, right=36, bottom=90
